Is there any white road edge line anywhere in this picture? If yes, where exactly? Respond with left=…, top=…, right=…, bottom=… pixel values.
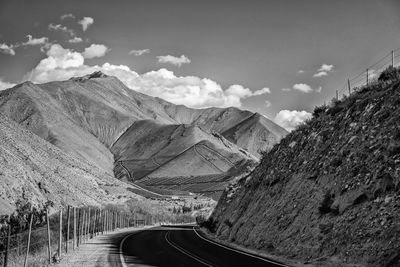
left=119, top=232, right=135, bottom=267
left=164, top=230, right=214, bottom=267
left=192, top=227, right=291, bottom=267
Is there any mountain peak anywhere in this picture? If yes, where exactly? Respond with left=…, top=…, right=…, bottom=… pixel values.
left=70, top=71, right=109, bottom=82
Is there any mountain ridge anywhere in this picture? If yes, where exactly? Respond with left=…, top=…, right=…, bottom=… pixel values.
left=0, top=73, right=287, bottom=198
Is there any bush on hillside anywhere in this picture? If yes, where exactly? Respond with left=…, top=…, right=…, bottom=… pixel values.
left=378, top=66, right=400, bottom=83
left=312, top=104, right=329, bottom=118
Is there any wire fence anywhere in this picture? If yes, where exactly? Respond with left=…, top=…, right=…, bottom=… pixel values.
left=335, top=48, right=400, bottom=99
left=0, top=206, right=155, bottom=267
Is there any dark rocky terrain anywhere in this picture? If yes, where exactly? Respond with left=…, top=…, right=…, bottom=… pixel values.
left=0, top=72, right=287, bottom=200
left=208, top=67, right=400, bottom=266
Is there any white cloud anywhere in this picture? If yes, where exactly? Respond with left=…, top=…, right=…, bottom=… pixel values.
left=129, top=49, right=150, bottom=56
left=82, top=44, right=109, bottom=59
left=22, top=35, right=49, bottom=46
left=253, top=87, right=271, bottom=95
left=25, top=44, right=257, bottom=109
left=292, top=83, right=314, bottom=93
left=318, top=64, right=334, bottom=72
left=78, top=17, right=94, bottom=31
left=0, top=43, right=15, bottom=55
left=61, top=13, right=75, bottom=20
left=313, top=64, right=334, bottom=78
left=68, top=37, right=83, bottom=43
left=313, top=71, right=327, bottom=77
left=297, top=70, right=305, bottom=74
left=48, top=23, right=75, bottom=37
left=0, top=78, right=15, bottom=90
left=226, top=84, right=253, bottom=98
left=27, top=44, right=84, bottom=82
left=274, top=110, right=312, bottom=131
left=265, top=100, right=271, bottom=108
left=282, top=88, right=291, bottom=92
left=157, top=55, right=191, bottom=67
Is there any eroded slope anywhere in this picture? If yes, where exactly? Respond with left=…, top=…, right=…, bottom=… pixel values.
left=209, top=69, right=400, bottom=266
left=0, top=114, right=141, bottom=215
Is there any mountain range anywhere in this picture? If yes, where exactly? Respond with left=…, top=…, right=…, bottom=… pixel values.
left=0, top=71, right=287, bottom=204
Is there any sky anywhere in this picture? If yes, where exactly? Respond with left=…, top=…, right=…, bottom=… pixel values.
left=0, top=0, right=399, bottom=131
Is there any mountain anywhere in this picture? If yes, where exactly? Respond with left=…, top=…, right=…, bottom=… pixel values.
left=0, top=113, right=142, bottom=215
left=207, top=67, right=400, bottom=266
left=0, top=72, right=287, bottom=198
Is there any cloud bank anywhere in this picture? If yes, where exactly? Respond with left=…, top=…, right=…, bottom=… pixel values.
left=25, top=44, right=268, bottom=109
left=0, top=78, right=15, bottom=91
left=274, top=110, right=312, bottom=131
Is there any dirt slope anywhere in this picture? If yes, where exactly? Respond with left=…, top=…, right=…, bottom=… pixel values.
left=0, top=114, right=141, bottom=215
left=209, top=68, right=400, bottom=266
left=222, top=113, right=287, bottom=158
left=0, top=81, right=116, bottom=174
left=112, top=121, right=256, bottom=181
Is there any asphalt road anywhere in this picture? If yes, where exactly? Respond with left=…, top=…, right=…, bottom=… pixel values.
left=118, top=225, right=289, bottom=267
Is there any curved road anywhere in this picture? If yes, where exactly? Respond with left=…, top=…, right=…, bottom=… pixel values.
left=117, top=225, right=289, bottom=267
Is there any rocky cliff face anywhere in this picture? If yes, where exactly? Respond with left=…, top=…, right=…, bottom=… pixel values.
left=209, top=67, right=400, bottom=266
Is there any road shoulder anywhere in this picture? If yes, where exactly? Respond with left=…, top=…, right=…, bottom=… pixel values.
left=196, top=227, right=309, bottom=267
left=57, top=227, right=149, bottom=267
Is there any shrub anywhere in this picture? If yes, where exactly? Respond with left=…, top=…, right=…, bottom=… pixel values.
left=313, top=104, right=328, bottom=118
left=197, top=217, right=218, bottom=233
left=378, top=66, right=400, bottom=83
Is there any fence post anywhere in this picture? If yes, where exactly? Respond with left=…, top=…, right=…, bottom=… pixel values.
left=104, top=210, right=106, bottom=234
left=73, top=207, right=76, bottom=250
left=66, top=206, right=70, bottom=253
left=4, top=224, right=11, bottom=267
left=347, top=79, right=351, bottom=95
left=87, top=208, right=90, bottom=241
left=392, top=50, right=395, bottom=67
left=82, top=210, right=86, bottom=244
left=112, top=212, right=114, bottom=231
left=366, top=68, right=369, bottom=86
left=58, top=209, right=62, bottom=259
left=46, top=208, right=52, bottom=264
left=102, top=210, right=104, bottom=234
left=77, top=209, right=80, bottom=247
left=23, top=213, right=33, bottom=267
left=92, top=209, right=96, bottom=237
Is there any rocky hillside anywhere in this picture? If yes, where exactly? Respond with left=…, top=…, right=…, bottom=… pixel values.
left=208, top=67, right=400, bottom=266
left=0, top=114, right=142, bottom=215
left=0, top=72, right=286, bottom=197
